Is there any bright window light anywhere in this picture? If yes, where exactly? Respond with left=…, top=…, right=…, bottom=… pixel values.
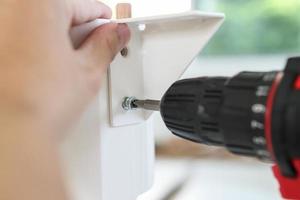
left=101, top=0, right=192, bottom=17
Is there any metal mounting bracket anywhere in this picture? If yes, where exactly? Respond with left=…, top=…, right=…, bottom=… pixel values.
left=70, top=11, right=224, bottom=127
left=109, top=11, right=224, bottom=126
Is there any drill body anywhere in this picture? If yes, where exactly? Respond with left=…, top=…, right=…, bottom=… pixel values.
left=158, top=57, right=300, bottom=199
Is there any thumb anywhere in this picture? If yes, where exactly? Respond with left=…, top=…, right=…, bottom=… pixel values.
left=79, top=23, right=130, bottom=69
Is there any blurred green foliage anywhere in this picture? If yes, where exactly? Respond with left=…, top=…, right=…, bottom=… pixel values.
left=196, top=0, right=300, bottom=55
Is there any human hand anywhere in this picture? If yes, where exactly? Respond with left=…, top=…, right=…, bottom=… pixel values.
left=0, top=0, right=130, bottom=136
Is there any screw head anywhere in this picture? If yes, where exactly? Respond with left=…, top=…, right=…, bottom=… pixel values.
left=122, top=96, right=136, bottom=111
left=121, top=47, right=129, bottom=57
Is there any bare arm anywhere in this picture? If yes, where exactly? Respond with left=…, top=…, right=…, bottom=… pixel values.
left=0, top=0, right=130, bottom=199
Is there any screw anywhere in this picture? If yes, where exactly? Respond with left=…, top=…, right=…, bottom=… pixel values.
left=121, top=47, right=129, bottom=57
left=122, top=96, right=137, bottom=111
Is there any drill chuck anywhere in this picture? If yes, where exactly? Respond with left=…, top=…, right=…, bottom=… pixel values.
left=160, top=72, right=277, bottom=160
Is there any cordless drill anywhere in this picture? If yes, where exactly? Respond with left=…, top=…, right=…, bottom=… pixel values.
left=130, top=57, right=300, bottom=199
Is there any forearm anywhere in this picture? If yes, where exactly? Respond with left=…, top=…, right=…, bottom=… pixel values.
left=0, top=0, right=130, bottom=199
left=0, top=120, right=68, bottom=200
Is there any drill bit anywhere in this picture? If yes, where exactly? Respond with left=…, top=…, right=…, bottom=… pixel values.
left=122, top=97, right=160, bottom=111
left=132, top=99, right=161, bottom=111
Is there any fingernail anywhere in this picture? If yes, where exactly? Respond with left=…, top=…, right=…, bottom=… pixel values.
left=117, top=23, right=130, bottom=44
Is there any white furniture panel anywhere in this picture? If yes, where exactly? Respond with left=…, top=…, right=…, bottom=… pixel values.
left=62, top=79, right=155, bottom=200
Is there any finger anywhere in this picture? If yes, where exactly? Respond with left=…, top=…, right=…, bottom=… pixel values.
left=71, top=0, right=112, bottom=26
left=78, top=23, right=130, bottom=69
